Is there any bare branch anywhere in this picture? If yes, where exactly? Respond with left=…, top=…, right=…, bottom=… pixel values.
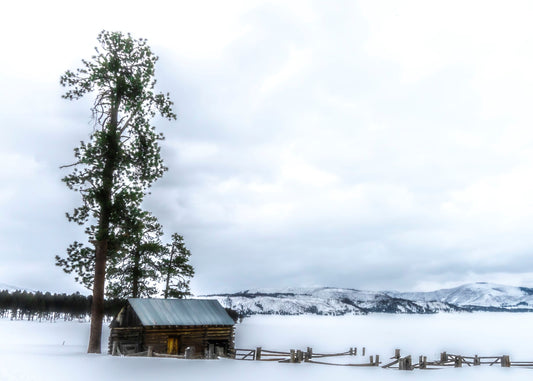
left=60, top=162, right=82, bottom=169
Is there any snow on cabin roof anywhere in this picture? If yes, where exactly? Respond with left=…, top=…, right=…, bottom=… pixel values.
left=127, top=298, right=235, bottom=326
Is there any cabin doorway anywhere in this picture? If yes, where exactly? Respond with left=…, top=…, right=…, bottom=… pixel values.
left=167, top=336, right=179, bottom=355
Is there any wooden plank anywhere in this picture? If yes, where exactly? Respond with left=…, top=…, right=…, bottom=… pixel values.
left=382, top=359, right=399, bottom=368
left=307, top=360, right=376, bottom=367
left=125, top=351, right=148, bottom=357
left=311, top=351, right=342, bottom=356
left=489, top=357, right=501, bottom=366
left=152, top=352, right=185, bottom=359
left=261, top=349, right=290, bottom=355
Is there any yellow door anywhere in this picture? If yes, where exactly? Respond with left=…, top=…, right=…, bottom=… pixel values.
left=167, top=336, right=179, bottom=354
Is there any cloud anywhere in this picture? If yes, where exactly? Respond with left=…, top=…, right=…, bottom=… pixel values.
left=2, top=0, right=533, bottom=294
left=143, top=1, right=533, bottom=292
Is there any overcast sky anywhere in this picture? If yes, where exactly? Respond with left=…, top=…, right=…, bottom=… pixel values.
left=2, top=0, right=533, bottom=295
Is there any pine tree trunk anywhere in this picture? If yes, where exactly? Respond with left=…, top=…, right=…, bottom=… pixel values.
left=87, top=102, right=119, bottom=353
left=132, top=249, right=140, bottom=298
left=163, top=251, right=174, bottom=299
left=87, top=240, right=107, bottom=353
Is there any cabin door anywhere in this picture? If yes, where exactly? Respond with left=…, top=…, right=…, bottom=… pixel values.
left=167, top=336, right=179, bottom=355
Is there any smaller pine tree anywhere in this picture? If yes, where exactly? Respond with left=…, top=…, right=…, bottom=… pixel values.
left=160, top=233, right=195, bottom=298
left=106, top=209, right=164, bottom=298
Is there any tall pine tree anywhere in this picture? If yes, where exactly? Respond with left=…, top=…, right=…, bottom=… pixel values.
left=58, top=31, right=175, bottom=353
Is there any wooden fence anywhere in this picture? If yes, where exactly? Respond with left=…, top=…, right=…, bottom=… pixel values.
left=379, top=349, right=533, bottom=370
left=117, top=344, right=533, bottom=370
left=231, top=346, right=378, bottom=366
left=231, top=347, right=533, bottom=370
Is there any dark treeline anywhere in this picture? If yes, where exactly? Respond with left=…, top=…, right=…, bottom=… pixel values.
left=0, top=290, right=124, bottom=321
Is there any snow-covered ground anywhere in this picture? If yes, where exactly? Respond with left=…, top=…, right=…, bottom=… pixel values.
left=1, top=313, right=533, bottom=380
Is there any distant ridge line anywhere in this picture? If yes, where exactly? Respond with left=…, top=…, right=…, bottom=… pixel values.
left=201, top=283, right=533, bottom=316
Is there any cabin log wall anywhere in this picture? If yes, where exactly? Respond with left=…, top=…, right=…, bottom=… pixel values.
left=108, top=327, right=144, bottom=354
left=143, top=325, right=235, bottom=355
left=109, top=325, right=235, bottom=356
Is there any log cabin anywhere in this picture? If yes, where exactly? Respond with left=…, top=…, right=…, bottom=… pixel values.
left=108, top=298, right=235, bottom=358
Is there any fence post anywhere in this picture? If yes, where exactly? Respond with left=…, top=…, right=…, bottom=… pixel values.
left=454, top=356, right=462, bottom=368
left=354, top=347, right=357, bottom=356
left=256, top=347, right=262, bottom=361
left=395, top=349, right=401, bottom=359
left=501, top=355, right=510, bottom=367
left=399, top=355, right=412, bottom=370
left=290, top=349, right=296, bottom=363
left=297, top=350, right=303, bottom=363
left=306, top=347, right=313, bottom=361
left=362, top=347, right=366, bottom=356
left=440, top=352, right=447, bottom=364
left=349, top=347, right=353, bottom=356
left=147, top=346, right=153, bottom=357
left=419, top=355, right=426, bottom=369
left=375, top=355, right=380, bottom=366
left=399, top=356, right=405, bottom=370
left=185, top=347, right=192, bottom=359
left=370, top=355, right=374, bottom=365
left=474, top=355, right=480, bottom=366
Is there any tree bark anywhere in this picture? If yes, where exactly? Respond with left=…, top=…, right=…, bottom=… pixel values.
left=132, top=248, right=140, bottom=298
left=87, top=240, right=107, bottom=353
left=163, top=251, right=174, bottom=299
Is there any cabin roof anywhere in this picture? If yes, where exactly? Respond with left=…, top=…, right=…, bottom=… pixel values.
left=127, top=298, right=235, bottom=326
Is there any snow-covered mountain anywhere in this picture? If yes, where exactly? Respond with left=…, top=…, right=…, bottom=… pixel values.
left=204, top=283, right=533, bottom=316
left=389, top=282, right=533, bottom=311
left=204, top=286, right=463, bottom=316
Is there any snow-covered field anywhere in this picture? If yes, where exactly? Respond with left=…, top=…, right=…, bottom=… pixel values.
left=1, top=313, right=532, bottom=380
